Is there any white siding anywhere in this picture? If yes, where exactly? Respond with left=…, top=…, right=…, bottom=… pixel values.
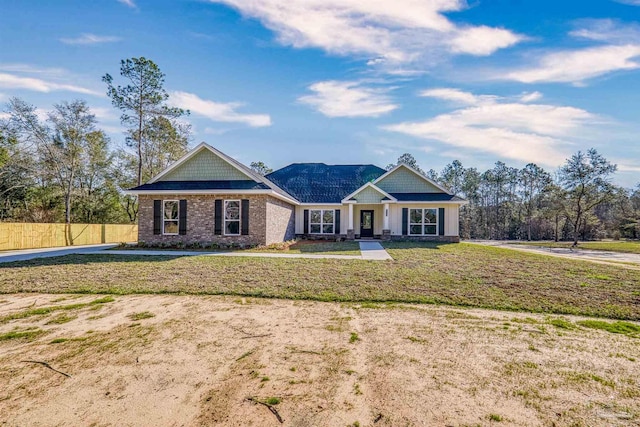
left=389, top=204, right=460, bottom=236
left=353, top=204, right=384, bottom=235
left=295, top=205, right=346, bottom=235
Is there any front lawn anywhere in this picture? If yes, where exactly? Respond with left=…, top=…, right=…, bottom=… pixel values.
left=1, top=242, right=640, bottom=320
left=512, top=240, right=640, bottom=254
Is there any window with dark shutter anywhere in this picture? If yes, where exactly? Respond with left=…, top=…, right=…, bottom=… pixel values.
left=179, top=200, right=187, bottom=235
left=153, top=200, right=162, bottom=235
left=303, top=209, right=309, bottom=234
left=335, top=210, right=341, bottom=234
left=214, top=199, right=222, bottom=235
left=241, top=199, right=249, bottom=235
left=402, top=208, right=408, bottom=235
left=438, top=208, right=445, bottom=236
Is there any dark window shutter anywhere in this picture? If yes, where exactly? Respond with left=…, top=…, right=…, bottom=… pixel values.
left=241, top=199, right=250, bottom=235
left=402, top=208, right=408, bottom=235
left=334, top=209, right=341, bottom=234
left=438, top=208, right=445, bottom=236
left=214, top=199, right=222, bottom=235
left=304, top=209, right=309, bottom=234
left=179, top=199, right=187, bottom=235
left=153, top=200, right=162, bottom=235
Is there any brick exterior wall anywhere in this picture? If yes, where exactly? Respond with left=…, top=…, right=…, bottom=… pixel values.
left=138, top=194, right=294, bottom=247
left=265, top=196, right=295, bottom=245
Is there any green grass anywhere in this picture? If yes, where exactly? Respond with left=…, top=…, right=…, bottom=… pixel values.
left=0, top=297, right=114, bottom=323
left=45, top=313, right=77, bottom=325
left=349, top=332, right=360, bottom=343
left=547, top=318, right=577, bottom=330
left=577, top=320, right=640, bottom=336
left=127, top=311, right=155, bottom=321
left=488, top=414, right=503, bottom=422
left=2, top=242, right=640, bottom=320
left=0, top=329, right=46, bottom=342
left=0, top=296, right=114, bottom=324
left=513, top=240, right=640, bottom=254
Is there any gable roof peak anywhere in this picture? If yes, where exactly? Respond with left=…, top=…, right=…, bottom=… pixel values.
left=375, top=163, right=452, bottom=195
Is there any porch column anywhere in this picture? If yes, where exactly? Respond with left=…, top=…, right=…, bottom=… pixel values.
left=382, top=203, right=391, bottom=241
left=347, top=203, right=355, bottom=240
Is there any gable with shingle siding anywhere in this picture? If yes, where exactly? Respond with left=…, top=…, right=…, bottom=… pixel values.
left=160, top=149, right=252, bottom=181
left=376, top=167, right=442, bottom=193
left=349, top=185, right=389, bottom=203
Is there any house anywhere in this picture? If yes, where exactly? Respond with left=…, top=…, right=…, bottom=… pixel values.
left=127, top=143, right=467, bottom=246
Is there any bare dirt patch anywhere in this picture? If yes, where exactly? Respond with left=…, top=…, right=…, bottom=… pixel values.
left=0, top=294, right=639, bottom=426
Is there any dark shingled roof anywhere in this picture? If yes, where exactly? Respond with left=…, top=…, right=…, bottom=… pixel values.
left=390, top=193, right=465, bottom=202
left=266, top=163, right=386, bottom=203
left=129, top=180, right=270, bottom=191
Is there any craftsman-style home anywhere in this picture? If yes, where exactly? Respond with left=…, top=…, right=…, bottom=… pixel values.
left=127, top=143, right=467, bottom=246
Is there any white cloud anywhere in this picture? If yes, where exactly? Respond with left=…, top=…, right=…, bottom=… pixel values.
left=60, top=34, right=122, bottom=45
left=448, top=25, right=524, bottom=56
left=0, top=64, right=66, bottom=75
left=503, top=44, right=640, bottom=84
left=118, top=0, right=136, bottom=8
left=383, top=90, right=595, bottom=166
left=208, top=0, right=523, bottom=69
left=0, top=72, right=102, bottom=96
left=419, top=88, right=497, bottom=105
left=570, top=19, right=640, bottom=44
left=519, top=91, right=543, bottom=103
left=171, top=91, right=271, bottom=127
left=614, top=0, right=640, bottom=5
left=298, top=80, right=398, bottom=118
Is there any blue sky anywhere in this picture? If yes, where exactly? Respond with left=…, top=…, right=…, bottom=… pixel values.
left=1, top=0, right=640, bottom=186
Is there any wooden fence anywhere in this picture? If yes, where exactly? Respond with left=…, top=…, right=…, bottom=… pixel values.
left=0, top=223, right=138, bottom=251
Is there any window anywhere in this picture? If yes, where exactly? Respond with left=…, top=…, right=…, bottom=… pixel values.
left=224, top=200, right=241, bottom=235
left=309, top=209, right=334, bottom=234
left=409, top=208, right=437, bottom=235
left=163, top=200, right=179, bottom=235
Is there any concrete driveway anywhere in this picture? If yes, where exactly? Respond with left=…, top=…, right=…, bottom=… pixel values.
left=468, top=240, right=640, bottom=266
left=0, top=244, right=118, bottom=264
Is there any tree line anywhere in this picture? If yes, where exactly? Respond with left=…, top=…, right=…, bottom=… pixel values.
left=0, top=58, right=190, bottom=224
left=388, top=150, right=639, bottom=243
left=1, top=57, right=638, bottom=241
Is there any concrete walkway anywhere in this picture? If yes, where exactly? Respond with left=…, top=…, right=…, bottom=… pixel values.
left=0, top=244, right=118, bottom=264
left=358, top=241, right=393, bottom=260
left=469, top=240, right=640, bottom=267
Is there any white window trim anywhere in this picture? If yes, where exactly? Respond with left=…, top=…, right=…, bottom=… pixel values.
left=224, top=199, right=241, bottom=236
left=163, top=200, right=179, bottom=236
left=309, top=209, right=335, bottom=234
left=409, top=208, right=438, bottom=236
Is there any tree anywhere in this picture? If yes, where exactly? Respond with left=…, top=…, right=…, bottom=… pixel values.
left=44, top=100, right=101, bottom=224
left=250, top=161, right=272, bottom=176
left=519, top=163, right=552, bottom=240
left=143, top=116, right=190, bottom=182
left=440, top=160, right=465, bottom=195
left=386, top=153, right=425, bottom=174
left=558, top=149, right=617, bottom=245
left=103, top=57, right=187, bottom=186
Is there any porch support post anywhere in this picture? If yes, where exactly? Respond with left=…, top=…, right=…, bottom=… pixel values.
left=382, top=203, right=391, bottom=241
left=347, top=203, right=355, bottom=240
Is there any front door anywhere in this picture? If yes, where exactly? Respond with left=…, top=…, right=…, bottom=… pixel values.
left=360, top=210, right=374, bottom=238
